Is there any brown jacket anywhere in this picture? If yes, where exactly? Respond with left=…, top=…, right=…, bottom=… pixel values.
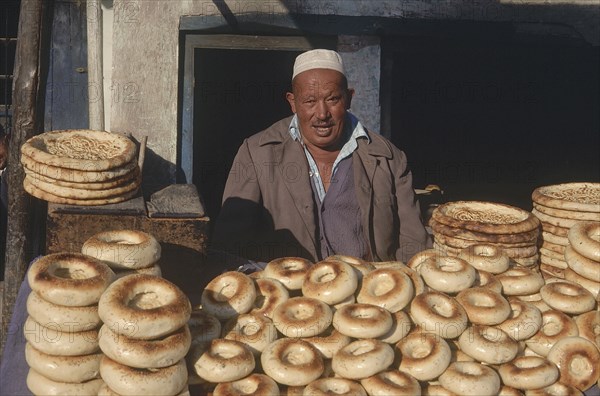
left=212, top=116, right=431, bottom=263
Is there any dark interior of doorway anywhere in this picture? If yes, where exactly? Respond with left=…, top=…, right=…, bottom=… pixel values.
left=387, top=33, right=600, bottom=210
left=193, top=48, right=301, bottom=228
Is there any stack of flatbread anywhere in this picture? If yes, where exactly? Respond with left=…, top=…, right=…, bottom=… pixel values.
left=20, top=130, right=141, bottom=205
left=531, top=182, right=600, bottom=279
left=429, top=201, right=541, bottom=268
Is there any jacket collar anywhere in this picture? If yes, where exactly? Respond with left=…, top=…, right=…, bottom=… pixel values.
left=258, top=116, right=294, bottom=147
left=357, top=134, right=393, bottom=159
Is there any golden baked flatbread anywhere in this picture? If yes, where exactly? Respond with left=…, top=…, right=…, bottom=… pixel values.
left=24, top=166, right=140, bottom=191
left=21, top=130, right=137, bottom=171
left=428, top=219, right=539, bottom=244
left=21, top=152, right=138, bottom=183
left=533, top=203, right=600, bottom=222
left=432, top=231, right=538, bottom=250
left=539, top=247, right=565, bottom=262
left=511, top=254, right=539, bottom=267
left=532, top=209, right=579, bottom=229
left=432, top=201, right=540, bottom=235
left=25, top=174, right=140, bottom=200
left=540, top=221, right=569, bottom=237
left=540, top=263, right=565, bottom=278
left=23, top=177, right=139, bottom=205
left=432, top=241, right=460, bottom=256
left=541, top=231, right=569, bottom=247
left=541, top=240, right=566, bottom=255
left=532, top=182, right=600, bottom=213
left=432, top=232, right=538, bottom=258
left=539, top=253, right=568, bottom=269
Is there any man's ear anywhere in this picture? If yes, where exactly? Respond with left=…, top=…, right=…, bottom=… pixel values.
left=346, top=88, right=355, bottom=110
left=286, top=92, right=296, bottom=113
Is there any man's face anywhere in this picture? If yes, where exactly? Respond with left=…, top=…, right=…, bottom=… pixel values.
left=286, top=69, right=354, bottom=151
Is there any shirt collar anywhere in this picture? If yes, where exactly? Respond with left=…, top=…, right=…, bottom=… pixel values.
left=288, top=112, right=370, bottom=145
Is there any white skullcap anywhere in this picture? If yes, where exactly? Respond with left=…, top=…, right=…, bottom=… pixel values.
left=292, top=49, right=345, bottom=80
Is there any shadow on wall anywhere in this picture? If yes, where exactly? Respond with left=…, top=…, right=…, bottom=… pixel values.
left=139, top=144, right=185, bottom=203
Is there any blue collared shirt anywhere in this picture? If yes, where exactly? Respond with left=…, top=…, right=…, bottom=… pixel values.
left=288, top=113, right=370, bottom=202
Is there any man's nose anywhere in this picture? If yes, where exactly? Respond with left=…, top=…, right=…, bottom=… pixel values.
left=316, top=101, right=330, bottom=119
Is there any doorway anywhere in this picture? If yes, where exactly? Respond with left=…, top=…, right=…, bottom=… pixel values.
left=193, top=48, right=298, bottom=225
left=182, top=34, right=337, bottom=227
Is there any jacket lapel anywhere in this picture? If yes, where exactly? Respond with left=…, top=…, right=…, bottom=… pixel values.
left=268, top=125, right=319, bottom=254
left=353, top=136, right=393, bottom=260
left=353, top=143, right=376, bottom=259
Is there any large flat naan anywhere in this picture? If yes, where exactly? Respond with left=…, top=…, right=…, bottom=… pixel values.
left=533, top=203, right=600, bottom=222
left=20, top=152, right=138, bottom=183
left=532, top=183, right=600, bottom=213
left=23, top=177, right=139, bottom=205
left=428, top=219, right=539, bottom=244
left=24, top=166, right=140, bottom=190
left=21, top=130, right=137, bottom=171
left=541, top=231, right=569, bottom=247
left=434, top=229, right=534, bottom=249
left=532, top=209, right=579, bottom=229
left=540, top=221, right=569, bottom=237
left=432, top=232, right=538, bottom=258
left=25, top=174, right=140, bottom=200
left=431, top=201, right=540, bottom=234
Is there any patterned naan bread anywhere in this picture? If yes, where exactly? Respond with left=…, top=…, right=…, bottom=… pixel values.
left=532, top=183, right=600, bottom=213
left=23, top=177, right=139, bottom=206
left=431, top=201, right=540, bottom=234
left=21, top=130, right=137, bottom=171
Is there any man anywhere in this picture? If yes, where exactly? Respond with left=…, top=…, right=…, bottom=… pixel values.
left=212, top=49, right=431, bottom=265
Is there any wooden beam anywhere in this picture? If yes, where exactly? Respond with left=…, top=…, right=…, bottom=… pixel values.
left=1, top=0, right=50, bottom=354
left=87, top=0, right=104, bottom=130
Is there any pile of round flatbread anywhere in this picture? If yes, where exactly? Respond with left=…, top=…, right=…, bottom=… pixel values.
left=564, top=221, right=600, bottom=299
left=20, top=130, right=141, bottom=205
left=429, top=201, right=541, bottom=268
left=531, top=182, right=600, bottom=279
left=24, top=253, right=114, bottom=395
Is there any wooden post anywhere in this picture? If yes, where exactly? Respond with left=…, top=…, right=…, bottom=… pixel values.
left=86, top=0, right=104, bottom=130
left=1, top=0, right=49, bottom=354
